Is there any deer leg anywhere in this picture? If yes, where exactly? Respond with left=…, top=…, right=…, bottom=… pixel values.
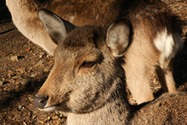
left=165, top=68, right=177, bottom=93
left=156, top=67, right=168, bottom=92
left=156, top=63, right=177, bottom=93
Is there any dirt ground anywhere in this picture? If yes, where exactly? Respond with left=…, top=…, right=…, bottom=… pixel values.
left=0, top=0, right=187, bottom=125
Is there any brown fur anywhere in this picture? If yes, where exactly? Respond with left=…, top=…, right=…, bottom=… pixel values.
left=6, top=0, right=124, bottom=55
left=6, top=0, right=183, bottom=105
left=132, top=92, right=187, bottom=124
left=32, top=9, right=187, bottom=124
left=120, top=0, right=183, bottom=104
left=6, top=0, right=57, bottom=55
left=44, top=0, right=124, bottom=27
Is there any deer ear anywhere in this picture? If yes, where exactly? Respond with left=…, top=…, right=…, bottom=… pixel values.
left=106, top=18, right=131, bottom=57
left=38, top=8, right=76, bottom=45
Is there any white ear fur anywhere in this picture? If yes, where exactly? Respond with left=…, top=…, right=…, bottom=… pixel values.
left=38, top=8, right=75, bottom=44
left=106, top=19, right=131, bottom=57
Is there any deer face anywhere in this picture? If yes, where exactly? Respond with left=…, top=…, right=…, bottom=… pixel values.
left=33, top=8, right=130, bottom=114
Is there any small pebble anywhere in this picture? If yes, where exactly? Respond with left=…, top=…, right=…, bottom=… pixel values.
left=17, top=105, right=23, bottom=111
left=30, top=73, right=36, bottom=78
left=52, top=116, right=59, bottom=119
left=44, top=66, right=51, bottom=72
left=59, top=114, right=64, bottom=118
left=38, top=120, right=44, bottom=124
left=39, top=52, right=45, bottom=58
left=10, top=55, right=19, bottom=61
left=0, top=81, right=3, bottom=86
left=47, top=116, right=51, bottom=120
left=2, top=78, right=6, bottom=82
left=23, top=122, right=27, bottom=125
left=21, top=79, right=28, bottom=86
left=32, top=115, right=37, bottom=119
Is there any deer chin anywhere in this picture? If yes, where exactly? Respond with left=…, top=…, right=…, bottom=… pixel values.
left=38, top=106, right=57, bottom=112
left=39, top=106, right=69, bottom=116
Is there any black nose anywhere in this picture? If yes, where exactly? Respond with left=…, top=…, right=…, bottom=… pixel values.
left=33, top=94, right=49, bottom=109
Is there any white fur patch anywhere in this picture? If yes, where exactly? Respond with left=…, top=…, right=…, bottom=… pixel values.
left=154, top=28, right=175, bottom=68
left=154, top=28, right=183, bottom=68
left=154, top=29, right=174, bottom=58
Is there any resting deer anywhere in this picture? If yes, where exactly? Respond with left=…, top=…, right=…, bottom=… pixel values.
left=6, top=0, right=183, bottom=104
left=33, top=8, right=187, bottom=125
left=5, top=0, right=124, bottom=55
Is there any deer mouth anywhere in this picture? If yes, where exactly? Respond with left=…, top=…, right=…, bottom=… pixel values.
left=38, top=105, right=57, bottom=112
left=33, top=91, right=72, bottom=112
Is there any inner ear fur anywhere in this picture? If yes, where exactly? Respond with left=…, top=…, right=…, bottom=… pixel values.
left=38, top=8, right=76, bottom=45
left=106, top=18, right=132, bottom=57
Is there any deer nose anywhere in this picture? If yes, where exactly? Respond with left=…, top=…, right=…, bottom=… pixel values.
left=33, top=94, right=49, bottom=109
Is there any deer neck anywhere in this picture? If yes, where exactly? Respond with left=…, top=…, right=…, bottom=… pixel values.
left=67, top=94, right=131, bottom=125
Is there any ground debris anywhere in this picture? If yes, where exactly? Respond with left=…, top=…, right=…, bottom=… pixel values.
left=10, top=55, right=19, bottom=61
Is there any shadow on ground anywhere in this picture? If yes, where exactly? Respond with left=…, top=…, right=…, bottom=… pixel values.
left=174, top=32, right=187, bottom=86
left=0, top=0, right=11, bottom=23
left=0, top=75, right=48, bottom=112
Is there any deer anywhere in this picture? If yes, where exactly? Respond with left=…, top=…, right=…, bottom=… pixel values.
left=32, top=8, right=187, bottom=125
left=5, top=0, right=124, bottom=55
left=6, top=0, right=183, bottom=104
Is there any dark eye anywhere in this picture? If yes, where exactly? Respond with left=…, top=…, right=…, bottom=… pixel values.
left=81, top=61, right=96, bottom=68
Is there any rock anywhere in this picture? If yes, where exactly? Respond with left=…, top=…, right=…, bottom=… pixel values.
left=59, top=113, right=64, bottom=118
left=39, top=52, right=45, bottom=58
left=10, top=55, right=19, bottom=61
left=20, top=79, right=28, bottom=86
left=44, top=66, right=51, bottom=72
left=23, top=122, right=27, bottom=125
left=52, top=116, right=59, bottom=119
left=2, top=78, right=6, bottom=82
left=0, top=81, right=3, bottom=86
left=30, top=73, right=36, bottom=78
left=17, top=105, right=23, bottom=111
left=38, top=120, right=44, bottom=124
left=32, top=115, right=37, bottom=120
left=47, top=116, right=51, bottom=121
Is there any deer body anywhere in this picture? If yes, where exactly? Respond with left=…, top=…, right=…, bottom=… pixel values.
left=68, top=92, right=187, bottom=125
left=6, top=0, right=123, bottom=55
left=120, top=1, right=183, bottom=104
left=6, top=0, right=57, bottom=55
left=6, top=0, right=183, bottom=105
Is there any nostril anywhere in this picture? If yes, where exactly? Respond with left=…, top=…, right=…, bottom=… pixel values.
left=33, top=94, right=49, bottom=109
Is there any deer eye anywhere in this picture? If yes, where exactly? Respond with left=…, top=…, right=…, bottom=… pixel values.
left=81, top=61, right=96, bottom=68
